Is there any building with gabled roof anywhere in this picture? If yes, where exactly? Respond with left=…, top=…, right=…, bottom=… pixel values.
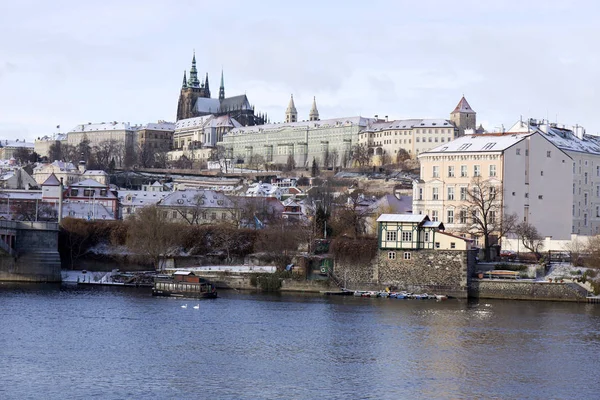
left=413, top=130, right=573, bottom=245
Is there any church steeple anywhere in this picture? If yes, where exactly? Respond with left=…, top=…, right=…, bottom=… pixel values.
left=188, top=51, right=200, bottom=87
left=219, top=69, right=225, bottom=101
left=182, top=70, right=188, bottom=88
left=285, top=94, right=298, bottom=123
left=309, top=96, right=319, bottom=121
left=204, top=73, right=211, bottom=98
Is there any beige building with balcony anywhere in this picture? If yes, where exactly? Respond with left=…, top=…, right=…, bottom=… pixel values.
left=413, top=131, right=573, bottom=243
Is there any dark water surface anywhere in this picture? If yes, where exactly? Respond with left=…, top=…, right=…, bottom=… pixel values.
left=1, top=283, right=599, bottom=400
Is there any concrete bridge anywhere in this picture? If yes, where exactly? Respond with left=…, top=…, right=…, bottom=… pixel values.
left=0, top=220, right=61, bottom=282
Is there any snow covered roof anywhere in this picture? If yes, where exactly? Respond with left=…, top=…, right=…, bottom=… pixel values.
left=0, top=140, right=34, bottom=148
left=175, top=114, right=241, bottom=131
left=34, top=161, right=78, bottom=172
left=0, top=190, right=42, bottom=200
left=377, top=214, right=426, bottom=223
left=69, top=122, right=137, bottom=132
left=507, top=119, right=600, bottom=155
left=118, top=190, right=168, bottom=206
left=421, top=132, right=532, bottom=155
left=140, top=122, right=176, bottom=131
left=362, top=119, right=455, bottom=132
left=70, top=179, right=106, bottom=188
left=83, top=170, right=108, bottom=176
left=63, top=202, right=115, bottom=220
left=227, top=116, right=374, bottom=136
left=159, top=189, right=234, bottom=209
left=42, top=173, right=61, bottom=186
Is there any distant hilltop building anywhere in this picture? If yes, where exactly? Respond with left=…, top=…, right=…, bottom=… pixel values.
left=176, top=52, right=267, bottom=126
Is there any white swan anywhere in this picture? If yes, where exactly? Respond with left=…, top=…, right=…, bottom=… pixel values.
left=181, top=304, right=188, bottom=309
left=193, top=304, right=200, bottom=309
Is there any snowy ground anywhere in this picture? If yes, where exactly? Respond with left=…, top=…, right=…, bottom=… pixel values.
left=61, top=265, right=276, bottom=284
left=61, top=270, right=120, bottom=284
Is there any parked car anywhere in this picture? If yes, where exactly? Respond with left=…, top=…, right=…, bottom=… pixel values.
left=500, top=250, right=517, bottom=260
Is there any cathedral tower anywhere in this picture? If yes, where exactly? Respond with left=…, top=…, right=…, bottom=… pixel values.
left=450, top=96, right=476, bottom=136
left=176, top=52, right=211, bottom=121
left=309, top=96, right=319, bottom=121
left=285, top=94, right=298, bottom=123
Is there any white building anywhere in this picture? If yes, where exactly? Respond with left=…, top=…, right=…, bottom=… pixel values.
left=67, top=122, right=137, bottom=167
left=507, top=119, right=600, bottom=235
left=413, top=130, right=573, bottom=242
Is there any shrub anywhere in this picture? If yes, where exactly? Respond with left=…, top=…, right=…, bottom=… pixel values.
left=495, top=263, right=528, bottom=271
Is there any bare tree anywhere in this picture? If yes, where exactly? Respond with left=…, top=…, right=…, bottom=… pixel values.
left=332, top=190, right=371, bottom=239
left=380, top=150, right=392, bottom=167
left=210, top=145, right=230, bottom=174
left=515, top=221, right=544, bottom=260
left=585, top=236, right=600, bottom=269
left=330, top=148, right=339, bottom=169
left=174, top=193, right=207, bottom=225
left=462, top=176, right=518, bottom=261
left=563, top=239, right=585, bottom=266
left=396, top=148, right=410, bottom=163
left=341, top=149, right=351, bottom=168
left=351, top=143, right=370, bottom=168
left=126, top=205, right=181, bottom=270
left=248, top=154, right=265, bottom=172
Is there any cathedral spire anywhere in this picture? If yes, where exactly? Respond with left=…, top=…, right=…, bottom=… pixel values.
left=285, top=94, right=298, bottom=123
left=188, top=51, right=200, bottom=87
left=182, top=70, right=188, bottom=88
left=204, top=73, right=211, bottom=98
left=309, top=96, right=319, bottom=121
left=219, top=69, right=225, bottom=101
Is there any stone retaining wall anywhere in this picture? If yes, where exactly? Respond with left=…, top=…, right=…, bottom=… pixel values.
left=470, top=280, right=589, bottom=302
left=334, top=249, right=476, bottom=298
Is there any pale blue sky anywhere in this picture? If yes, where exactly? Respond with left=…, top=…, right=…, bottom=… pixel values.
left=1, top=0, right=599, bottom=141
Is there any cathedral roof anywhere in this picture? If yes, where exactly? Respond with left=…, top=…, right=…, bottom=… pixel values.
left=451, top=96, right=475, bottom=114
left=220, top=95, right=251, bottom=112
left=194, top=98, right=221, bottom=114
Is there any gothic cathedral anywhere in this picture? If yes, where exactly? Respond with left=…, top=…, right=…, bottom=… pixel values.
left=176, top=52, right=267, bottom=126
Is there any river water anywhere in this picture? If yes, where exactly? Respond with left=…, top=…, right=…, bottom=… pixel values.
left=1, top=284, right=599, bottom=400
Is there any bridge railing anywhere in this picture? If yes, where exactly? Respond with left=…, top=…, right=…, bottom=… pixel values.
left=0, top=220, right=59, bottom=231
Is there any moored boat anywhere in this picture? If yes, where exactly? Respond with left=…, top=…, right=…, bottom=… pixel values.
left=152, top=271, right=217, bottom=299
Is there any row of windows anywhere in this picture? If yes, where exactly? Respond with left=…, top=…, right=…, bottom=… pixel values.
left=432, top=164, right=496, bottom=178
left=426, top=209, right=497, bottom=225
left=421, top=186, right=497, bottom=201
left=385, top=231, right=413, bottom=242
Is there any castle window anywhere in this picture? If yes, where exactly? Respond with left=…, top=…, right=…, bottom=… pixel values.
left=450, top=242, right=456, bottom=249
left=403, top=252, right=411, bottom=260
left=388, top=252, right=396, bottom=260
left=401, top=231, right=412, bottom=242
left=386, top=231, right=397, bottom=242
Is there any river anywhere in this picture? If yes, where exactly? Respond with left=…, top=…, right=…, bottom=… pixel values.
left=1, top=283, right=599, bottom=400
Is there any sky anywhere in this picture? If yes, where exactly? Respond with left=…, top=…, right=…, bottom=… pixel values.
left=1, top=0, right=600, bottom=142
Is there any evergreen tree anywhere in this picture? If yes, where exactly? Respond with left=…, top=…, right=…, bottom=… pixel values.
left=311, top=157, right=319, bottom=177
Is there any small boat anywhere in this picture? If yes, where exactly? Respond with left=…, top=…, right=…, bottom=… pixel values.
left=394, top=293, right=407, bottom=299
left=153, top=271, right=217, bottom=299
left=377, top=291, right=390, bottom=298
left=435, top=294, right=448, bottom=301
left=353, top=291, right=365, bottom=297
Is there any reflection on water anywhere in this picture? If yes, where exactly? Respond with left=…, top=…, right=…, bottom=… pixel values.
left=1, top=284, right=599, bottom=399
